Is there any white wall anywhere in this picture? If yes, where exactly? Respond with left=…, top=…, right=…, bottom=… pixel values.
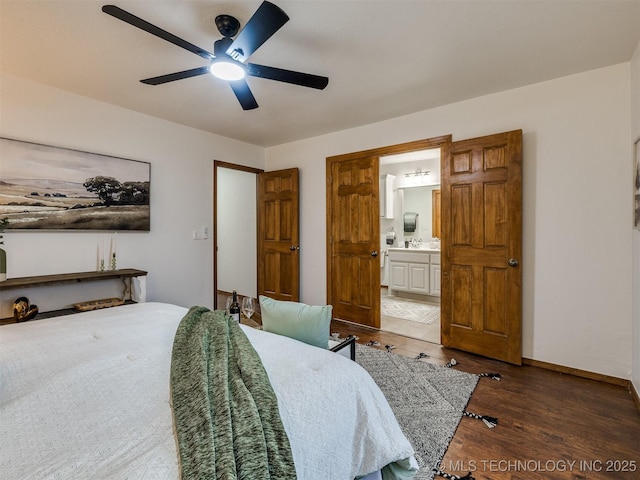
left=2, top=62, right=635, bottom=382
left=631, top=40, right=640, bottom=395
left=266, top=64, right=633, bottom=380
left=0, top=73, right=264, bottom=317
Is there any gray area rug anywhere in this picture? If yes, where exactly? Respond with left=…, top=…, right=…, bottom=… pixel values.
left=381, top=296, right=440, bottom=325
left=356, top=344, right=478, bottom=480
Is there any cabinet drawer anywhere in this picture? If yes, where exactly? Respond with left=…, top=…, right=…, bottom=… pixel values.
left=430, top=254, right=441, bottom=265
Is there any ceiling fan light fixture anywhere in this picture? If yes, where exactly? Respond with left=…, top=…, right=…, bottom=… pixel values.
left=209, top=60, right=246, bottom=81
left=103, top=3, right=328, bottom=110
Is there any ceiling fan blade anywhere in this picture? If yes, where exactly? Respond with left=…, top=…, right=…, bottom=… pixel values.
left=226, top=1, right=289, bottom=63
left=247, top=63, right=329, bottom=90
left=229, top=79, right=259, bottom=110
left=141, top=67, right=210, bottom=85
left=102, top=5, right=214, bottom=60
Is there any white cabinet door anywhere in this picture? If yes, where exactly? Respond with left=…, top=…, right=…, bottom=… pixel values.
left=430, top=254, right=441, bottom=296
left=380, top=174, right=395, bottom=218
left=389, top=262, right=409, bottom=291
left=430, top=263, right=441, bottom=296
left=408, top=263, right=430, bottom=294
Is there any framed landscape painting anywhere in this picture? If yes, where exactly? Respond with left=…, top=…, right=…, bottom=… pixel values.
left=0, top=137, right=150, bottom=231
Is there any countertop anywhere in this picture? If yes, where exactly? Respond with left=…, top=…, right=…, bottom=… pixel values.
left=387, top=247, right=441, bottom=253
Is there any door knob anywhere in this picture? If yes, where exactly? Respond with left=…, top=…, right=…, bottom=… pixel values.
left=508, top=258, right=519, bottom=267
left=371, top=251, right=378, bottom=257
left=290, top=245, right=300, bottom=251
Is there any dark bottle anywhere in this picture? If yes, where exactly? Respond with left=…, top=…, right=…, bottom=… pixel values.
left=229, top=290, right=241, bottom=323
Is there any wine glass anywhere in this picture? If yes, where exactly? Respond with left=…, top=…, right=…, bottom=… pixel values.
left=242, top=297, right=255, bottom=321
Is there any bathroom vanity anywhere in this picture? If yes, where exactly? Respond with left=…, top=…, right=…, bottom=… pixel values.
left=388, top=247, right=440, bottom=298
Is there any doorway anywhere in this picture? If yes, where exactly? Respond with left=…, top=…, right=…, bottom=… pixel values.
left=327, top=130, right=523, bottom=364
left=213, top=160, right=262, bottom=310
left=379, top=148, right=442, bottom=344
left=326, top=136, right=450, bottom=330
left=214, top=162, right=301, bottom=312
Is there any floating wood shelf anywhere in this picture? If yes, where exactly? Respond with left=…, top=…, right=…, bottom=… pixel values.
left=0, top=269, right=147, bottom=325
left=0, top=268, right=147, bottom=290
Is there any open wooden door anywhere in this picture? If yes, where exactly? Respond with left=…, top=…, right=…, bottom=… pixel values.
left=326, top=154, right=380, bottom=328
left=257, top=168, right=300, bottom=302
left=441, top=130, right=523, bottom=364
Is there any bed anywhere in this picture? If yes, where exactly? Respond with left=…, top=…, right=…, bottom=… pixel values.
left=0, top=302, right=417, bottom=479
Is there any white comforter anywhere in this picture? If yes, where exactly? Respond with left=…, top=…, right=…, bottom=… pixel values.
left=0, top=302, right=415, bottom=479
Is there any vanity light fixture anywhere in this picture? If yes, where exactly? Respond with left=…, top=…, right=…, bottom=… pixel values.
left=404, top=169, right=430, bottom=178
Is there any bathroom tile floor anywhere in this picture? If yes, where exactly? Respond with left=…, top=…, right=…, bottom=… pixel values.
left=380, top=288, right=441, bottom=344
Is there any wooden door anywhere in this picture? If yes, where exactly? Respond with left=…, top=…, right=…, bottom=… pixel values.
left=327, top=155, right=380, bottom=327
left=441, top=130, right=523, bottom=364
left=257, top=168, right=300, bottom=302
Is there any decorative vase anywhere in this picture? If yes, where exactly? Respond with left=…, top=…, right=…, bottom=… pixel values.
left=0, top=247, right=6, bottom=282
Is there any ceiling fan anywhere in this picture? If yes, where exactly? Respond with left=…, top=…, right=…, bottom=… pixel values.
left=102, top=2, right=329, bottom=110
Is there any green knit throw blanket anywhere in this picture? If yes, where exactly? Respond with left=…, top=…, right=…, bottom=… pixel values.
left=170, top=306, right=296, bottom=480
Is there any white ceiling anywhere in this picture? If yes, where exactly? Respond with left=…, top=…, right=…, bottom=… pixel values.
left=2, top=1, right=639, bottom=147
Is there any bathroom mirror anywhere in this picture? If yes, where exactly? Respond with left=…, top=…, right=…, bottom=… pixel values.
left=402, top=184, right=440, bottom=240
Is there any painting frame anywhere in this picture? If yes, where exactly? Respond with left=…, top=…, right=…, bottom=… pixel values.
left=0, top=137, right=150, bottom=231
left=635, top=135, right=640, bottom=230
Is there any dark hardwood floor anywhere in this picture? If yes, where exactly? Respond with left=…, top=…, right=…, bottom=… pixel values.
left=330, top=320, right=640, bottom=480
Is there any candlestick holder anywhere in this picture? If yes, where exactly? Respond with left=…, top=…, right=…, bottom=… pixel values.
left=99, top=259, right=105, bottom=272
left=110, top=253, right=117, bottom=271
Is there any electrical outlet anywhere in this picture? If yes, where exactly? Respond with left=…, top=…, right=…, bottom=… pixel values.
left=192, top=226, right=208, bottom=240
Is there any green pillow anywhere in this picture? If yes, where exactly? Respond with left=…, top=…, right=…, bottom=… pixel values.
left=259, top=295, right=332, bottom=349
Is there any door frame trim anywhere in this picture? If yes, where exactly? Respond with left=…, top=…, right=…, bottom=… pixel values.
left=213, top=160, right=264, bottom=310
left=325, top=135, right=452, bottom=324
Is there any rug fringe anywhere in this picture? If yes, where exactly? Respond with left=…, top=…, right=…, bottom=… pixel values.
left=443, top=358, right=458, bottom=368
left=434, top=468, right=475, bottom=479
left=462, top=410, right=498, bottom=428
left=443, top=359, right=501, bottom=381
left=359, top=343, right=502, bottom=384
